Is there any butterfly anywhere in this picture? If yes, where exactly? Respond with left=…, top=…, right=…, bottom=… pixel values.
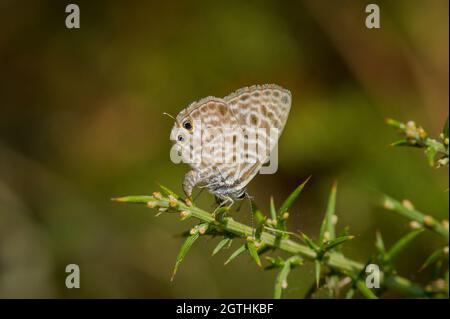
left=169, top=84, right=292, bottom=207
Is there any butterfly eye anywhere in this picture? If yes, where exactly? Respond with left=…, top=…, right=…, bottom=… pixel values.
left=183, top=121, right=193, bottom=131
left=177, top=135, right=184, bottom=142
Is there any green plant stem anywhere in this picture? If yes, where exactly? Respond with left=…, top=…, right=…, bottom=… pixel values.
left=114, top=195, right=427, bottom=298
left=383, top=195, right=449, bottom=240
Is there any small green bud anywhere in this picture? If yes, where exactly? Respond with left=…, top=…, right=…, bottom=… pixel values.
left=383, top=198, right=395, bottom=210
left=190, top=226, right=198, bottom=235
left=332, top=214, right=338, bottom=225
left=254, top=241, right=263, bottom=249
left=179, top=210, right=191, bottom=220
left=423, top=215, right=436, bottom=227
left=147, top=201, right=156, bottom=209
left=417, top=127, right=427, bottom=139
left=184, top=198, right=193, bottom=206
left=402, top=199, right=414, bottom=210
left=405, top=121, right=417, bottom=139
left=152, top=191, right=162, bottom=200
left=406, top=121, right=416, bottom=129
left=409, top=221, right=421, bottom=230
left=198, top=224, right=208, bottom=235
left=168, top=195, right=178, bottom=207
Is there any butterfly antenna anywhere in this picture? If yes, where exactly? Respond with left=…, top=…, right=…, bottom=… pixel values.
left=163, top=112, right=180, bottom=126
left=248, top=195, right=255, bottom=239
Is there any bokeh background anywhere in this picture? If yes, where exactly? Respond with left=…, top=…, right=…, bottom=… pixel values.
left=0, top=0, right=448, bottom=298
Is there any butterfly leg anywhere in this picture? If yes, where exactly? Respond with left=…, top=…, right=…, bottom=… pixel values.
left=182, top=170, right=199, bottom=200
left=225, top=196, right=234, bottom=209
left=212, top=195, right=234, bottom=216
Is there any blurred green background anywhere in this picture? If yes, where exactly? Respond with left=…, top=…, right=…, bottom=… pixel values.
left=0, top=0, right=448, bottom=298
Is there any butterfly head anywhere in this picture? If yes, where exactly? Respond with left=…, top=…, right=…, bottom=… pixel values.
left=166, top=112, right=196, bottom=146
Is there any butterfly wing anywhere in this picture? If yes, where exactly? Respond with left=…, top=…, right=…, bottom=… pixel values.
left=224, top=84, right=292, bottom=132
left=176, top=97, right=240, bottom=188
left=223, top=84, right=292, bottom=191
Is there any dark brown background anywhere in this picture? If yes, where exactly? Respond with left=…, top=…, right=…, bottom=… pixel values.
left=0, top=0, right=448, bottom=298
